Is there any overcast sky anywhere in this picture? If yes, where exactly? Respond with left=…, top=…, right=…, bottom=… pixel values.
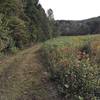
left=39, top=0, right=100, bottom=20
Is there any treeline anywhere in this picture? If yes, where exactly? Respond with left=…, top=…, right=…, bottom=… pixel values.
left=55, top=17, right=100, bottom=36
left=0, top=0, right=56, bottom=53
left=1, top=0, right=100, bottom=54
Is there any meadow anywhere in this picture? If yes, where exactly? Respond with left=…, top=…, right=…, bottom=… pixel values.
left=42, top=35, right=100, bottom=100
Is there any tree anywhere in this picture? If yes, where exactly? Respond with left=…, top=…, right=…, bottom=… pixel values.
left=47, top=9, right=54, bottom=21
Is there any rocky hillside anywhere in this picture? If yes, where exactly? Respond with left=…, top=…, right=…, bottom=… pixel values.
left=55, top=16, right=100, bottom=35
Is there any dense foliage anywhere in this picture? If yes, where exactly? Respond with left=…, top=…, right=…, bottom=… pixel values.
left=0, top=0, right=55, bottom=53
left=42, top=35, right=100, bottom=100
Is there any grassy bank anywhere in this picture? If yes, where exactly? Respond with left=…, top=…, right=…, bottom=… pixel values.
left=42, top=35, right=100, bottom=100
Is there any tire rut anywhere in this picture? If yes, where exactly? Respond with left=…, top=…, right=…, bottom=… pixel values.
left=0, top=44, right=61, bottom=100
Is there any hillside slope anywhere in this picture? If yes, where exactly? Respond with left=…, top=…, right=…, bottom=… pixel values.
left=0, top=44, right=60, bottom=100
left=55, top=16, right=100, bottom=35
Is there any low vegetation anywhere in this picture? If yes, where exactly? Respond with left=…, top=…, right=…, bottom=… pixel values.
left=42, top=35, right=100, bottom=100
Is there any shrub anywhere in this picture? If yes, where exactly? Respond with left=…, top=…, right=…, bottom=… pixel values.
left=42, top=37, right=100, bottom=99
left=9, top=46, right=18, bottom=54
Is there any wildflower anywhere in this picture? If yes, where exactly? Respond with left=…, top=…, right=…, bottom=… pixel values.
left=60, top=47, right=69, bottom=53
left=87, top=57, right=90, bottom=61
left=64, top=84, right=69, bottom=88
left=59, top=59, right=69, bottom=67
left=71, top=74, right=76, bottom=80
left=77, top=54, right=83, bottom=60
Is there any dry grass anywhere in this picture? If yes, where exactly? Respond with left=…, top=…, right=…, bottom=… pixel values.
left=0, top=44, right=60, bottom=100
left=42, top=35, right=100, bottom=99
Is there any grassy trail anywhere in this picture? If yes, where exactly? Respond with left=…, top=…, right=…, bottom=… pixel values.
left=0, top=44, right=60, bottom=100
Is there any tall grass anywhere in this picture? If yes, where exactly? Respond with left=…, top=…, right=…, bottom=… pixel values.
left=42, top=35, right=100, bottom=100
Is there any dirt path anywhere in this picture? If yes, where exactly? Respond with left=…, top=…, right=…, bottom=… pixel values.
left=0, top=44, right=60, bottom=100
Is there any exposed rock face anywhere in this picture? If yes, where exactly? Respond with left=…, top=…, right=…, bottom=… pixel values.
left=55, top=16, right=100, bottom=35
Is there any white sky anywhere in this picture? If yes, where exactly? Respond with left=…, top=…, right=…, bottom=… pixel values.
left=39, top=0, right=100, bottom=20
